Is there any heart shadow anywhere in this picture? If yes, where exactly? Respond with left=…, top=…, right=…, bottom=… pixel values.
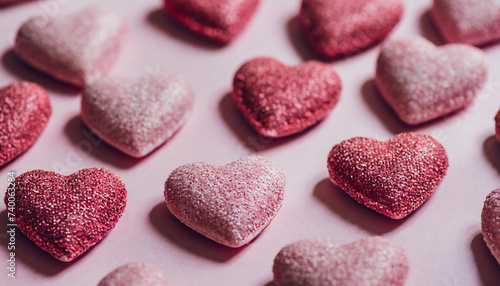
left=149, top=202, right=246, bottom=263
left=419, top=10, right=445, bottom=46
left=263, top=281, right=275, bottom=286
left=313, top=178, right=406, bottom=235
left=470, top=233, right=500, bottom=285
left=285, top=16, right=315, bottom=61
left=483, top=135, right=500, bottom=175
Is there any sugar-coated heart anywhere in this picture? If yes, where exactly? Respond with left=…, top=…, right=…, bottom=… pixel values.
left=495, top=110, right=500, bottom=142
left=232, top=57, right=342, bottom=138
left=273, top=237, right=409, bottom=286
left=481, top=189, right=500, bottom=265
left=376, top=37, right=487, bottom=125
left=0, top=82, right=51, bottom=167
left=432, top=0, right=500, bottom=46
left=81, top=73, right=195, bottom=158
left=5, top=168, right=127, bottom=262
left=299, top=0, right=403, bottom=59
left=164, top=155, right=285, bottom=247
left=327, top=132, right=448, bottom=219
left=163, top=0, right=260, bottom=44
left=98, top=263, right=168, bottom=286
left=14, top=6, right=127, bottom=87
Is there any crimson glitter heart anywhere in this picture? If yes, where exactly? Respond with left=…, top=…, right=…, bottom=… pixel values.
left=327, top=132, right=449, bottom=219
left=481, top=189, right=500, bottom=265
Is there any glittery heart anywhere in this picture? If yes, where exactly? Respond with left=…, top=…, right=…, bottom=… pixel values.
left=495, top=110, right=500, bottom=142
left=163, top=0, right=260, bottom=44
left=14, top=6, right=127, bottom=87
left=0, top=82, right=51, bottom=167
left=327, top=132, right=448, bottom=219
left=164, top=155, right=285, bottom=248
left=376, top=37, right=487, bottom=125
left=98, top=263, right=168, bottom=286
left=232, top=57, right=342, bottom=138
left=81, top=73, right=195, bottom=158
left=482, top=189, right=500, bottom=265
left=5, top=168, right=127, bottom=262
left=299, top=0, right=403, bottom=59
left=432, top=0, right=500, bottom=46
left=273, top=237, right=409, bottom=286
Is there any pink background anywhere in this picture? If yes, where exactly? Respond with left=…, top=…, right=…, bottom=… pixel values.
left=1, top=0, right=500, bottom=285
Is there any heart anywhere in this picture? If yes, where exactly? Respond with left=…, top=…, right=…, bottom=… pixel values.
left=232, top=57, right=342, bottom=138
left=4, top=168, right=127, bottom=262
left=164, top=155, right=286, bottom=247
left=376, top=37, right=487, bottom=125
left=299, top=0, right=403, bottom=59
left=0, top=0, right=24, bottom=5
left=98, top=263, right=168, bottom=286
left=495, top=110, right=500, bottom=142
left=327, top=132, right=448, bottom=219
left=81, top=73, right=195, bottom=158
left=273, top=237, right=409, bottom=286
left=14, top=6, right=127, bottom=87
left=163, top=0, right=260, bottom=44
left=482, top=189, right=500, bottom=265
left=0, top=82, right=51, bottom=167
left=432, top=0, right=500, bottom=46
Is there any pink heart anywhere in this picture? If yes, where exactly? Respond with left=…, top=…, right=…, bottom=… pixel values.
left=0, top=82, right=51, bottom=167
left=98, top=263, right=168, bottom=286
left=327, top=132, right=449, bottom=219
left=0, top=0, right=24, bottom=5
left=164, top=155, right=285, bottom=248
left=299, top=0, right=403, bottom=58
left=482, top=189, right=500, bottom=265
left=273, top=237, right=409, bottom=286
left=4, top=168, right=127, bottom=262
left=81, top=73, right=195, bottom=158
left=432, top=0, right=500, bottom=46
left=376, top=37, right=487, bottom=125
left=163, top=0, right=260, bottom=44
left=232, top=57, right=342, bottom=138
left=14, top=6, right=127, bottom=87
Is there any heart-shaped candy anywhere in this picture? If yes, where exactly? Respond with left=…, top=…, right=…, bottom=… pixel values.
left=98, top=263, right=168, bottom=286
left=299, top=0, right=403, bottom=59
left=432, top=0, right=500, bottom=46
left=376, top=37, right=487, bottom=125
left=81, top=73, right=195, bottom=158
left=481, top=189, right=500, bottom=265
left=496, top=110, right=500, bottom=142
left=4, top=168, right=127, bottom=262
left=232, top=57, right=342, bottom=138
left=163, top=0, right=260, bottom=44
left=14, top=6, right=127, bottom=87
left=0, top=0, right=24, bottom=5
left=0, top=82, right=51, bottom=167
left=273, top=237, right=409, bottom=286
left=327, top=132, right=448, bottom=219
left=164, top=155, right=285, bottom=247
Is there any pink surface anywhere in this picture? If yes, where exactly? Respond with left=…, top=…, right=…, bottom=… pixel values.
left=1, top=0, right=500, bottom=285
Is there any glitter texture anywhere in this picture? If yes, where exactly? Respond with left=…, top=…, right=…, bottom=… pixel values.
left=299, top=0, right=403, bottom=59
left=273, top=237, right=409, bottom=286
left=164, top=155, right=286, bottom=248
left=98, top=263, right=168, bottom=286
left=495, top=110, right=500, bottom=142
left=376, top=37, right=487, bottom=125
left=432, top=0, right=500, bottom=46
left=163, top=0, right=260, bottom=44
left=14, top=6, right=127, bottom=87
left=0, top=82, right=51, bottom=167
left=481, top=189, right=500, bottom=265
left=5, top=168, right=127, bottom=262
left=81, top=73, right=195, bottom=158
left=327, top=132, right=449, bottom=220
left=232, top=57, right=342, bottom=138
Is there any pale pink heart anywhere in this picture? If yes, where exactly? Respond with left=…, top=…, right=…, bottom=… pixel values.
left=98, top=263, right=168, bottom=286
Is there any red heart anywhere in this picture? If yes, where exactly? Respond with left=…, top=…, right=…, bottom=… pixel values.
left=481, top=189, right=500, bottom=265
left=14, top=6, right=127, bottom=87
left=164, top=155, right=285, bottom=248
left=273, top=237, right=409, bottom=286
left=376, top=37, right=487, bottom=125
left=232, top=57, right=342, bottom=138
left=432, top=0, right=500, bottom=46
left=327, top=132, right=448, bottom=219
left=299, top=0, right=403, bottom=58
left=0, top=82, right=51, bottom=167
left=163, top=0, right=260, bottom=44
left=5, top=168, right=127, bottom=262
